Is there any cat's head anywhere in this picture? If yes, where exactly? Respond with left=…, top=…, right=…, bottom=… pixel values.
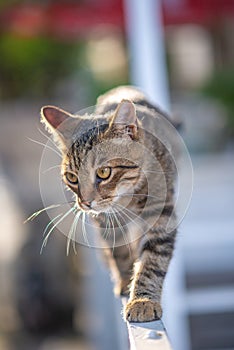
left=41, top=100, right=145, bottom=214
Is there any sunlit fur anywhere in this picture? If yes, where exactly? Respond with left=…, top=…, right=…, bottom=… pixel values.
left=41, top=86, right=178, bottom=322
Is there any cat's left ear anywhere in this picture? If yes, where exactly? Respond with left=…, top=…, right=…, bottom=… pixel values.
left=112, top=99, right=138, bottom=139
left=41, top=105, right=79, bottom=149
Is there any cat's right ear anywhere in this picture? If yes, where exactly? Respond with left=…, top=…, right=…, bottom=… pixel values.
left=41, top=106, right=78, bottom=149
left=41, top=106, right=72, bottom=131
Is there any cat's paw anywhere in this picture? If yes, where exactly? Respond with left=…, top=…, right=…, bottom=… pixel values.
left=124, top=298, right=162, bottom=322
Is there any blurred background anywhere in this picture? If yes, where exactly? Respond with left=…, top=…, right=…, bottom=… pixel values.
left=0, top=0, right=234, bottom=349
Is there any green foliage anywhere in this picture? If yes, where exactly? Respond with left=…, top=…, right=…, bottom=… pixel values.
left=201, top=70, right=234, bottom=136
left=0, top=0, right=19, bottom=9
left=0, top=34, right=81, bottom=99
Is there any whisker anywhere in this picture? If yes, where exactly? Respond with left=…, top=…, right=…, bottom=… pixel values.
left=117, top=193, right=159, bottom=201
left=43, top=213, right=63, bottom=237
left=108, top=212, right=116, bottom=252
left=82, top=212, right=90, bottom=247
left=72, top=222, right=78, bottom=255
left=37, top=127, right=61, bottom=153
left=67, top=210, right=81, bottom=256
left=102, top=211, right=111, bottom=240
left=113, top=202, right=150, bottom=231
left=72, top=210, right=81, bottom=254
left=110, top=207, right=132, bottom=257
left=27, top=137, right=62, bottom=158
left=71, top=209, right=81, bottom=255
left=43, top=164, right=61, bottom=174
left=24, top=201, right=76, bottom=223
left=112, top=202, right=141, bottom=231
left=66, top=209, right=77, bottom=255
left=40, top=206, right=75, bottom=254
left=104, top=193, right=160, bottom=202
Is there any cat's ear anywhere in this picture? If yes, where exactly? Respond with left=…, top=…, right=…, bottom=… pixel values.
left=41, top=106, right=72, bottom=131
left=41, top=106, right=78, bottom=149
left=111, top=99, right=138, bottom=139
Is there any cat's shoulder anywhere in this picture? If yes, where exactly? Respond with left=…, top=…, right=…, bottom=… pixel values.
left=96, top=86, right=181, bottom=130
left=97, top=85, right=146, bottom=106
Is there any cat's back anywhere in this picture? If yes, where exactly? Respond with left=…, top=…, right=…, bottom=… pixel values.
left=97, top=85, right=147, bottom=107
left=96, top=85, right=173, bottom=128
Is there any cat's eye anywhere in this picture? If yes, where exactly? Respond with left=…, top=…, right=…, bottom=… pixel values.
left=96, top=167, right=111, bottom=180
left=65, top=172, right=78, bottom=185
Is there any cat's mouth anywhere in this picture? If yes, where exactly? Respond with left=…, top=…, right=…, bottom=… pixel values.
left=77, top=198, right=112, bottom=215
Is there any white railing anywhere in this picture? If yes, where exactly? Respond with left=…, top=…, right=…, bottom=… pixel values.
left=85, top=245, right=172, bottom=350
left=121, top=298, right=172, bottom=350
left=127, top=319, right=172, bottom=350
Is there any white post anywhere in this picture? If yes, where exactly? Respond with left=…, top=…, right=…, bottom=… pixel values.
left=123, top=0, right=170, bottom=112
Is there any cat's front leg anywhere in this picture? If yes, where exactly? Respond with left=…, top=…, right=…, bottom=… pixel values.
left=112, top=245, right=135, bottom=296
left=102, top=244, right=134, bottom=296
left=124, top=227, right=176, bottom=322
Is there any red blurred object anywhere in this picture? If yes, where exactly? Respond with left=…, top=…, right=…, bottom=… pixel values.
left=0, top=0, right=124, bottom=39
left=0, top=4, right=46, bottom=37
left=163, top=0, right=234, bottom=26
left=46, top=1, right=124, bottom=39
left=0, top=0, right=234, bottom=39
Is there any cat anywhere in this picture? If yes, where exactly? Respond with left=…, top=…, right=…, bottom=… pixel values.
left=41, top=86, right=178, bottom=322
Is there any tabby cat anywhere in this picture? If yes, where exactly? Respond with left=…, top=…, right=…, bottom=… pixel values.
left=41, top=86, right=177, bottom=322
